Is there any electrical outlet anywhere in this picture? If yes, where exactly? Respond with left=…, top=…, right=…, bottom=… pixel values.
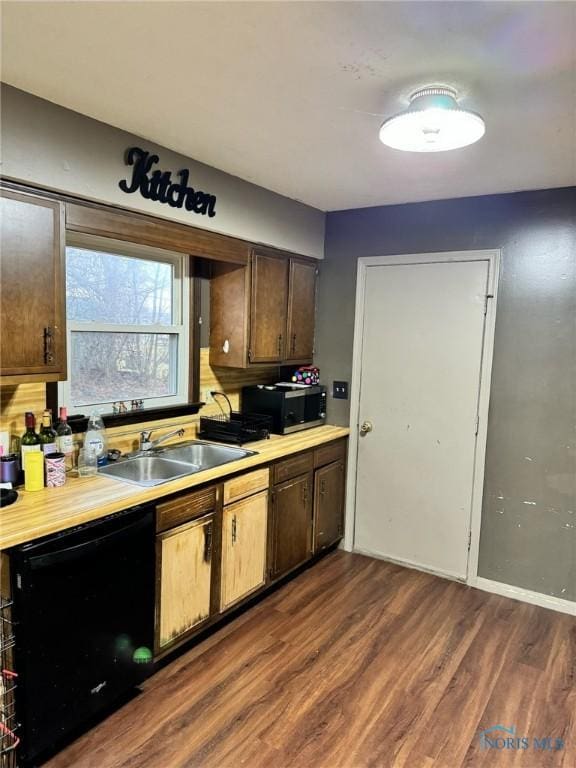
left=202, top=390, right=214, bottom=404
left=333, top=381, right=349, bottom=400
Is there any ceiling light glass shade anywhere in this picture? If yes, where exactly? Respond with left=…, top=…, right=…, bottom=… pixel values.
left=379, top=86, right=485, bottom=152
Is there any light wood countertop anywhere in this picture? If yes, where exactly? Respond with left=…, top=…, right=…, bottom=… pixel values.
left=0, top=425, right=349, bottom=550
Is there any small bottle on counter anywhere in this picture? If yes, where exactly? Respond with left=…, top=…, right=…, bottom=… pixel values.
left=39, top=409, right=58, bottom=455
left=56, top=406, right=74, bottom=471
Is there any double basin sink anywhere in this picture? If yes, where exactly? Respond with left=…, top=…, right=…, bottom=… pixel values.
left=98, top=441, right=257, bottom=487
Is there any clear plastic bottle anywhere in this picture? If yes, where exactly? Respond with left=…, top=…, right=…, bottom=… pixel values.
left=84, top=411, right=107, bottom=466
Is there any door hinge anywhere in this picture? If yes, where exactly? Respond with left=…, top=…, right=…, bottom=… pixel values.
left=468, top=531, right=472, bottom=552
left=248, top=349, right=253, bottom=362
left=475, top=414, right=480, bottom=436
left=484, top=294, right=494, bottom=315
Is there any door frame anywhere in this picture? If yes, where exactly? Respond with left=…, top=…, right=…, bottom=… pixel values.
left=343, top=249, right=501, bottom=587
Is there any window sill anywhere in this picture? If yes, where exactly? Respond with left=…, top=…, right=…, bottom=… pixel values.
left=64, top=403, right=205, bottom=434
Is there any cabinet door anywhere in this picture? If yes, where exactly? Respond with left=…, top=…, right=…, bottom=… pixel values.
left=0, top=190, right=66, bottom=378
left=271, top=473, right=312, bottom=579
left=285, top=259, right=317, bottom=362
left=249, top=250, right=288, bottom=363
left=221, top=490, right=268, bottom=610
left=314, top=461, right=345, bottom=553
left=156, top=513, right=214, bottom=651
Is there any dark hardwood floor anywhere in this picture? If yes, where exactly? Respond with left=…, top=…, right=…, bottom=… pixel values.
left=46, top=552, right=575, bottom=768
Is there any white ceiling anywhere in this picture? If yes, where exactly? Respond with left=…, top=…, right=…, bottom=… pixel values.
left=2, top=1, right=575, bottom=211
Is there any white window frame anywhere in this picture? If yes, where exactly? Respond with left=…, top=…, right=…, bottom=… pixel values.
left=60, top=233, right=190, bottom=415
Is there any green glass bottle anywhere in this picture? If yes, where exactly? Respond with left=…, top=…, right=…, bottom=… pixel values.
left=20, top=411, right=41, bottom=480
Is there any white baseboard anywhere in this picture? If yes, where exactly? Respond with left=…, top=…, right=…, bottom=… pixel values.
left=474, top=577, right=576, bottom=616
left=350, top=547, right=576, bottom=617
left=353, top=546, right=466, bottom=584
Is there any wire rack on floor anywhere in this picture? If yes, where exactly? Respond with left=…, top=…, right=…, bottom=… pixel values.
left=0, top=598, right=19, bottom=768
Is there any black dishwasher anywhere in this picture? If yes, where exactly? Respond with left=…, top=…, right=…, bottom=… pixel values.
left=10, top=504, right=155, bottom=764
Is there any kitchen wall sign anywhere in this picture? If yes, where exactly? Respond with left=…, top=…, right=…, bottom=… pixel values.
left=119, top=146, right=217, bottom=217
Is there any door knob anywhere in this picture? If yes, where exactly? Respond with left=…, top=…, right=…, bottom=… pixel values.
left=359, top=420, right=373, bottom=436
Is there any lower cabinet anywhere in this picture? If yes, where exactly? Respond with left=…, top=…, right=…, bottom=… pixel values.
left=270, top=473, right=313, bottom=580
left=220, top=489, right=268, bottom=610
left=153, top=439, right=347, bottom=657
left=156, top=512, right=215, bottom=651
left=313, top=460, right=345, bottom=552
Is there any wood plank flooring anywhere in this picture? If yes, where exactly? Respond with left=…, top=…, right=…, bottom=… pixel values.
left=45, top=552, right=575, bottom=768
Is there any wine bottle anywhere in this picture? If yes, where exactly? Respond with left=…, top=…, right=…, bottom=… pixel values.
left=56, top=406, right=74, bottom=471
left=20, top=411, right=41, bottom=480
left=39, top=409, right=58, bottom=456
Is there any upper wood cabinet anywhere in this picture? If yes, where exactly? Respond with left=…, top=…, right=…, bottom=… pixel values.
left=209, top=247, right=318, bottom=368
left=249, top=251, right=289, bottom=363
left=285, top=259, right=317, bottom=362
left=0, top=190, right=66, bottom=382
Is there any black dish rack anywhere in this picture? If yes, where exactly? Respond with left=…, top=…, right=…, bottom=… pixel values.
left=199, top=392, right=272, bottom=445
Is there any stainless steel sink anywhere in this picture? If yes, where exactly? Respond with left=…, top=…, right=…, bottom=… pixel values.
left=98, top=456, right=199, bottom=487
left=160, top=440, right=256, bottom=469
left=98, top=440, right=257, bottom=487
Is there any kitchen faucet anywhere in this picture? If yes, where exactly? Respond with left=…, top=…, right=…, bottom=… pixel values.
left=139, top=428, right=185, bottom=452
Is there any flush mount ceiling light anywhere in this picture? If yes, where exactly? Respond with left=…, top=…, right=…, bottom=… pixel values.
left=379, top=86, right=485, bottom=152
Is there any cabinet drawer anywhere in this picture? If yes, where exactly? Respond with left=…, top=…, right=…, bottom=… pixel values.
left=314, top=439, right=347, bottom=469
left=223, top=467, right=270, bottom=505
left=156, top=485, right=217, bottom=532
left=273, top=451, right=313, bottom=485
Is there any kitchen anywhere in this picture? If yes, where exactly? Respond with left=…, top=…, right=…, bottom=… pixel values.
left=0, top=2, right=575, bottom=767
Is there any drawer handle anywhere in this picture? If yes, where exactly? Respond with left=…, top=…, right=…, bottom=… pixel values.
left=203, top=522, right=212, bottom=563
left=319, top=479, right=326, bottom=496
left=232, top=514, right=237, bottom=545
left=44, top=326, right=55, bottom=365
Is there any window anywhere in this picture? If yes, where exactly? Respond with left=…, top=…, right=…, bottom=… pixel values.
left=60, top=235, right=189, bottom=414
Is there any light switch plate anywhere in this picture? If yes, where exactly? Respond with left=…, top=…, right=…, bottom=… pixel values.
left=333, top=381, right=349, bottom=400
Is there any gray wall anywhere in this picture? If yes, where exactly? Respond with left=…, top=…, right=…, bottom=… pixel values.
left=316, top=187, right=576, bottom=600
left=0, top=85, right=325, bottom=259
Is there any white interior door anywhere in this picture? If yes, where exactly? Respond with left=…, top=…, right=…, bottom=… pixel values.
left=354, top=256, right=490, bottom=580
